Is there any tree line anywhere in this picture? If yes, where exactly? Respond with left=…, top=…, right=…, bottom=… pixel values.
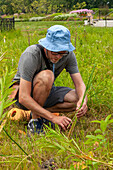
left=0, top=0, right=113, bottom=15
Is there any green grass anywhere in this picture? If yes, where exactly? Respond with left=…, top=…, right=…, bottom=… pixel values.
left=0, top=21, right=113, bottom=169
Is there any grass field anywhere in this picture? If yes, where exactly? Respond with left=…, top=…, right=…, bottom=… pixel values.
left=0, top=21, right=113, bottom=169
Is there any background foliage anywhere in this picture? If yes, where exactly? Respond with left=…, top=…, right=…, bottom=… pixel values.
left=0, top=0, right=113, bottom=15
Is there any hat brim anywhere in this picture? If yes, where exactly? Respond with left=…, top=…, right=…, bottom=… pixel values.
left=38, top=38, right=75, bottom=52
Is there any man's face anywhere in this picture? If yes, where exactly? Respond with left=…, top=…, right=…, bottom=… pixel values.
left=45, top=49, right=69, bottom=63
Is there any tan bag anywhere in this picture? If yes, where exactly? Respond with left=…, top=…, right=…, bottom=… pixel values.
left=7, top=108, right=31, bottom=121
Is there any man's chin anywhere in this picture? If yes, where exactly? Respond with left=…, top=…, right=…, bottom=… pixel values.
left=50, top=60, right=59, bottom=64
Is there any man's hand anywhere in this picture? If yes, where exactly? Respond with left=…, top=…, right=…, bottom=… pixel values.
left=52, top=116, right=72, bottom=131
left=70, top=73, right=88, bottom=118
left=76, top=96, right=88, bottom=118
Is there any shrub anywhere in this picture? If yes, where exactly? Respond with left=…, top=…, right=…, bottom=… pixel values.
left=29, top=15, right=54, bottom=21
left=29, top=17, right=46, bottom=21
left=50, top=13, right=62, bottom=17
left=110, top=13, right=113, bottom=17
left=14, top=18, right=29, bottom=22
left=91, top=8, right=99, bottom=12
left=53, top=13, right=78, bottom=21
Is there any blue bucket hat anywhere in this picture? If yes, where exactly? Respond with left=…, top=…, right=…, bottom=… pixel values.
left=38, top=25, right=75, bottom=52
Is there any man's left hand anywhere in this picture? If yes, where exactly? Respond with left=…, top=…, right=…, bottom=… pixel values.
left=75, top=96, right=88, bottom=118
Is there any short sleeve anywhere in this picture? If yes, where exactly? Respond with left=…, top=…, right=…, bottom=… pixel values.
left=65, top=52, right=79, bottom=74
left=18, top=52, right=40, bottom=82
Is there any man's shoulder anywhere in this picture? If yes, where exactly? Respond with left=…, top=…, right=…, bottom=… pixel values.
left=21, top=45, right=42, bottom=60
left=66, top=51, right=76, bottom=60
left=24, top=44, right=40, bottom=54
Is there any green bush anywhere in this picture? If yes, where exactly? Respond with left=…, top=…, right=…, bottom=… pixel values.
left=15, top=18, right=29, bottom=22
left=41, top=13, right=63, bottom=21
left=110, top=13, right=113, bottom=17
left=50, top=13, right=63, bottom=17
left=29, top=17, right=46, bottom=21
left=109, top=8, right=113, bottom=13
left=53, top=13, right=78, bottom=21
left=29, top=15, right=54, bottom=21
left=91, top=8, right=99, bottom=12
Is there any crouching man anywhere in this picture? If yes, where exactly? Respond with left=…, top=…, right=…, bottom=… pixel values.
left=12, top=25, right=88, bottom=133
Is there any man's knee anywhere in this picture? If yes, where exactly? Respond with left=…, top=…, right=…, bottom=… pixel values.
left=33, top=70, right=54, bottom=89
left=64, top=89, right=79, bottom=103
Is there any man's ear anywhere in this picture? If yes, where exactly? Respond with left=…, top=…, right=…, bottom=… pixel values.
left=44, top=48, right=48, bottom=58
left=44, top=48, right=46, bottom=53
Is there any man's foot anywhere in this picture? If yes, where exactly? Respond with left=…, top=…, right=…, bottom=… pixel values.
left=27, top=118, right=55, bottom=134
left=27, top=118, right=43, bottom=134
left=41, top=118, right=55, bottom=129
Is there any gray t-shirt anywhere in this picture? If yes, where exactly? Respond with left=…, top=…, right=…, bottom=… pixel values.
left=14, top=45, right=79, bottom=82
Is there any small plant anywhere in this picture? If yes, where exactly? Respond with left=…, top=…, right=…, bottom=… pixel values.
left=85, top=114, right=113, bottom=147
left=0, top=67, right=16, bottom=122
left=85, top=114, right=113, bottom=166
left=36, top=125, right=113, bottom=169
left=26, top=26, right=30, bottom=46
left=0, top=67, right=28, bottom=156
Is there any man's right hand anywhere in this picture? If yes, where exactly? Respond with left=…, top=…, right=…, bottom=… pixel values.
left=52, top=116, right=72, bottom=131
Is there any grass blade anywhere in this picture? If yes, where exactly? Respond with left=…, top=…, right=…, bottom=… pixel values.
left=68, top=64, right=96, bottom=139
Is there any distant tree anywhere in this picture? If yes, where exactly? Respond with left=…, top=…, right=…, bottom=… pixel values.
left=75, top=2, right=86, bottom=9
left=11, top=0, right=25, bottom=14
left=31, top=0, right=39, bottom=14
left=0, top=0, right=113, bottom=15
left=1, top=5, right=7, bottom=14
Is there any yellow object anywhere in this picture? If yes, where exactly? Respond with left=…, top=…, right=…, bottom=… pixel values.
left=7, top=108, right=59, bottom=122
left=53, top=113, right=59, bottom=116
left=7, top=108, right=31, bottom=121
left=18, top=130, right=26, bottom=135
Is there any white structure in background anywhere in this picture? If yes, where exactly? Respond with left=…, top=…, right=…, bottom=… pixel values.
left=93, top=20, right=113, bottom=27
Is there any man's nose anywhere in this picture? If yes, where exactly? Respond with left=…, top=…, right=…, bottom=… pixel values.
left=57, top=54, right=62, bottom=59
